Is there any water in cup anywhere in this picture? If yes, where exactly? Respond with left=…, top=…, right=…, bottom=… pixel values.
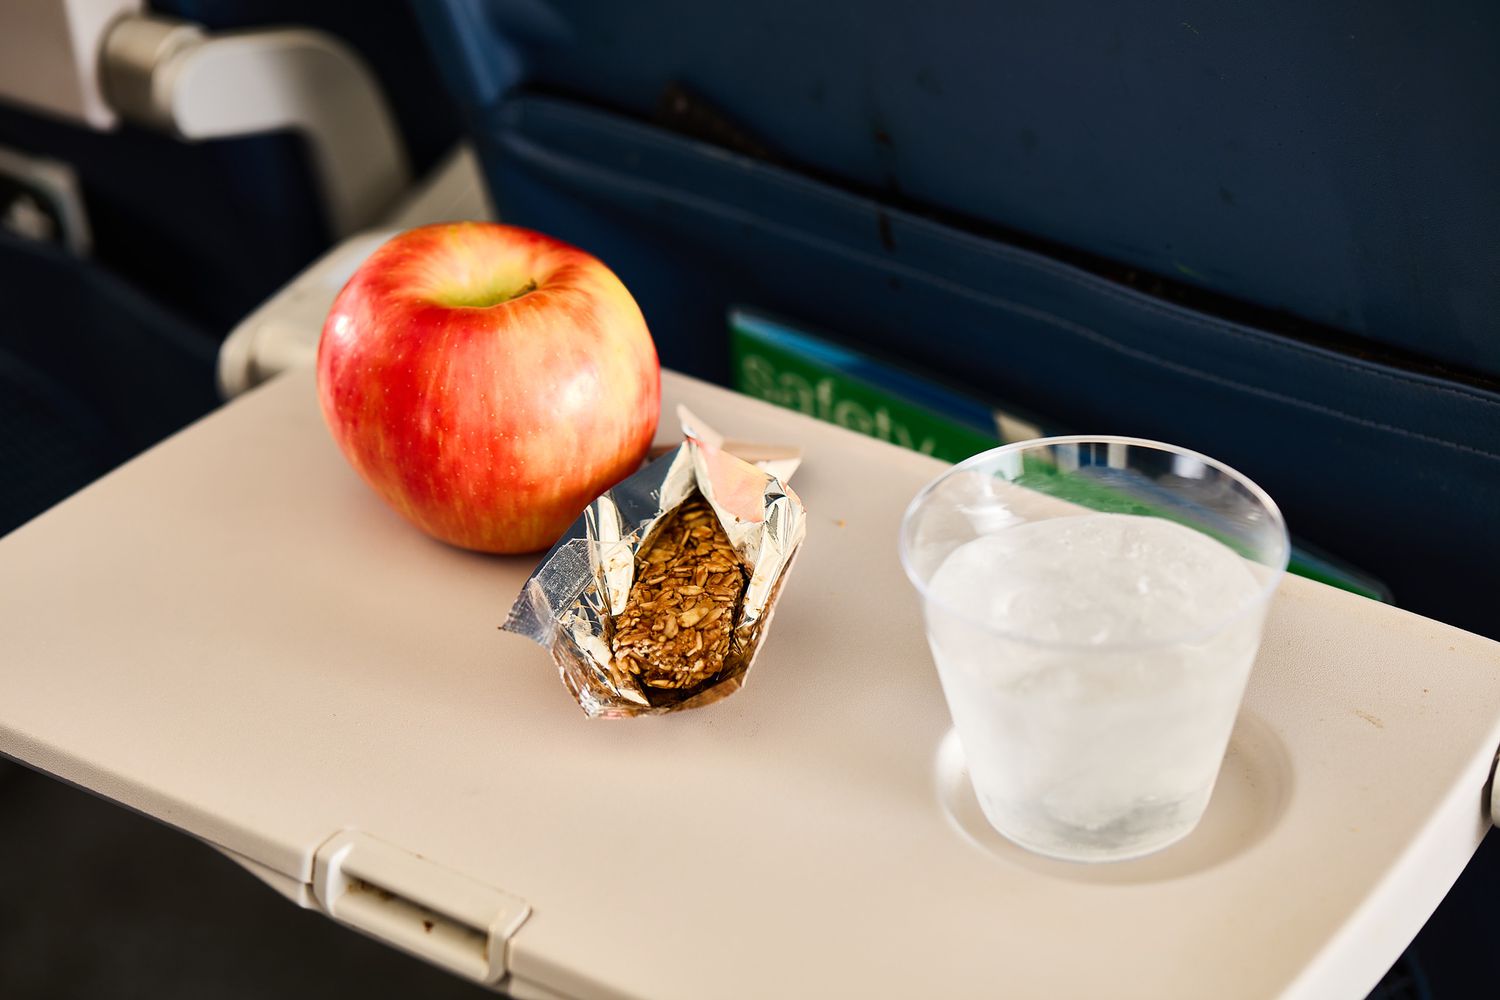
left=924, top=512, right=1266, bottom=863
left=903, top=438, right=1287, bottom=862
left=925, top=512, right=1266, bottom=861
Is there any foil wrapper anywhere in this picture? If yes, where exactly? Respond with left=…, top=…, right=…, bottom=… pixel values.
left=504, top=407, right=807, bottom=718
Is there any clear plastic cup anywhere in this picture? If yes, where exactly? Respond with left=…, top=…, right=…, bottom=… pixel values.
left=900, top=437, right=1289, bottom=862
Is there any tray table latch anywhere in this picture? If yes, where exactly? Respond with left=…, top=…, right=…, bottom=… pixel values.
left=1491, top=746, right=1500, bottom=828
left=312, top=830, right=530, bottom=984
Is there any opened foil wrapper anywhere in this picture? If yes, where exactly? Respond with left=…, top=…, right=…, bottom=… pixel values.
left=504, top=407, right=807, bottom=718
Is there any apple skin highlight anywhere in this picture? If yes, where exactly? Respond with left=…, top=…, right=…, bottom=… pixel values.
left=317, top=223, right=661, bottom=554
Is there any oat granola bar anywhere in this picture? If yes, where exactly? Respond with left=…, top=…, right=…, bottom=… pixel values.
left=612, top=494, right=745, bottom=691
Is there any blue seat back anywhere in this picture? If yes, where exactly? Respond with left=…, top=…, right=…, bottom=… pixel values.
left=414, top=0, right=1500, bottom=637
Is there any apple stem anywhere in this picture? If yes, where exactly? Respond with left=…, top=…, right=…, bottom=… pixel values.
left=431, top=278, right=540, bottom=309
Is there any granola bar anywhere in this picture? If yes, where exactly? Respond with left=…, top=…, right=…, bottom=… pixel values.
left=612, top=494, right=746, bottom=691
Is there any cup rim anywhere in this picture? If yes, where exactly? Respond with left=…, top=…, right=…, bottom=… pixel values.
left=898, top=435, right=1292, bottom=652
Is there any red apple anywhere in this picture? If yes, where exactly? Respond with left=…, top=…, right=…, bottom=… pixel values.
left=317, top=222, right=660, bottom=553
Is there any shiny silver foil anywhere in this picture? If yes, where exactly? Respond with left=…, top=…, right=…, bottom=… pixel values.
left=504, top=407, right=807, bottom=718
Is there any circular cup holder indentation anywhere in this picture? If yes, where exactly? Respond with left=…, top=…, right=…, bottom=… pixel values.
left=934, top=712, right=1293, bottom=884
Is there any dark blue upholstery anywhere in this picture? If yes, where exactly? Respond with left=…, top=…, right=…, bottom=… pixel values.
left=0, top=232, right=218, bottom=535
left=415, top=1, right=1500, bottom=641
left=419, top=0, right=1500, bottom=377
left=0, top=0, right=462, bottom=334
left=0, top=1, right=463, bottom=534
